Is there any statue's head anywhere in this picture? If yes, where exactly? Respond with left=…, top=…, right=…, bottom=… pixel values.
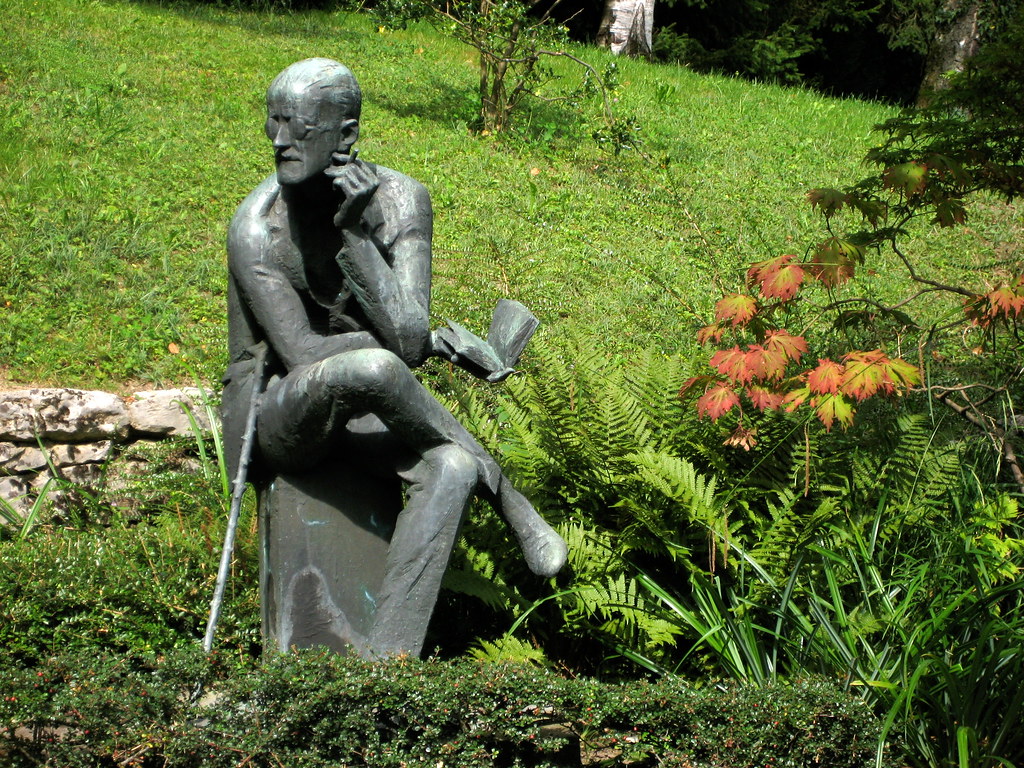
left=265, top=58, right=362, bottom=186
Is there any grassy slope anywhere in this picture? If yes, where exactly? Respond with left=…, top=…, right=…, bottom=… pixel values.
left=1, top=0, right=1014, bottom=390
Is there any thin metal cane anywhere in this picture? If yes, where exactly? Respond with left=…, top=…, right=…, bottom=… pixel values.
left=203, top=346, right=267, bottom=653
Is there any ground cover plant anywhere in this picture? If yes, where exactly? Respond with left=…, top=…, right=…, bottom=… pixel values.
left=2, top=0, right=1022, bottom=766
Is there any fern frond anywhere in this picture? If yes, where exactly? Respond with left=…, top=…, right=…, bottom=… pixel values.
left=469, top=635, right=548, bottom=665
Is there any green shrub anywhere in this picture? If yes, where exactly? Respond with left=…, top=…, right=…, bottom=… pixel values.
left=0, top=437, right=261, bottom=665
left=0, top=650, right=890, bottom=767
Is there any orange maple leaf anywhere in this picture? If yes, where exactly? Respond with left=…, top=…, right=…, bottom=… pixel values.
left=764, top=329, right=807, bottom=363
left=808, top=359, right=845, bottom=395
left=697, top=383, right=741, bottom=421
left=747, top=385, right=785, bottom=411
left=748, top=254, right=806, bottom=301
left=714, top=294, right=758, bottom=326
left=840, top=350, right=920, bottom=401
left=710, top=346, right=747, bottom=382
left=841, top=350, right=892, bottom=401
left=697, top=322, right=726, bottom=345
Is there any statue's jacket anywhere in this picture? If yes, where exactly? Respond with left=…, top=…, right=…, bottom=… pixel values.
left=221, top=166, right=433, bottom=484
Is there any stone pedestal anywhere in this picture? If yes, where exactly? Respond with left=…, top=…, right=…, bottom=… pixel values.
left=258, top=466, right=401, bottom=656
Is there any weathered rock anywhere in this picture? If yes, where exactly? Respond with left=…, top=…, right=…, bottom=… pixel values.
left=128, top=389, right=213, bottom=437
left=57, top=463, right=105, bottom=487
left=105, top=456, right=152, bottom=492
left=49, top=441, right=113, bottom=467
left=0, top=386, right=223, bottom=529
left=0, top=442, right=48, bottom=474
left=29, top=470, right=57, bottom=492
left=0, top=389, right=129, bottom=442
left=0, top=475, right=32, bottom=517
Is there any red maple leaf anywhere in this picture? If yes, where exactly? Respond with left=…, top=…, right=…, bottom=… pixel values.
left=697, top=322, right=726, bottom=345
left=741, top=345, right=768, bottom=383
left=710, top=346, right=747, bottom=382
left=748, top=254, right=806, bottom=301
left=764, top=329, right=808, bottom=364
left=697, top=383, right=741, bottom=420
left=711, top=345, right=775, bottom=384
left=963, top=294, right=990, bottom=326
left=989, top=286, right=1024, bottom=318
left=807, top=238, right=863, bottom=288
left=807, top=359, right=845, bottom=395
left=747, top=385, right=785, bottom=411
left=714, top=294, right=758, bottom=326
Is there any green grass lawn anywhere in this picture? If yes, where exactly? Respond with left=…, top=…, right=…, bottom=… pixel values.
left=0, top=0, right=1017, bottom=389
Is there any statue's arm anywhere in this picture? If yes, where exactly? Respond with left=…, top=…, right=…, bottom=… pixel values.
left=227, top=187, right=378, bottom=371
left=333, top=164, right=432, bottom=368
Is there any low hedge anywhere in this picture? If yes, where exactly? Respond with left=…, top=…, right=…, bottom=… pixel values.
left=0, top=649, right=891, bottom=767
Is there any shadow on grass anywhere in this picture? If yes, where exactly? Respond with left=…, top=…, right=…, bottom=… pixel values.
left=124, top=0, right=367, bottom=42
left=371, top=76, right=479, bottom=128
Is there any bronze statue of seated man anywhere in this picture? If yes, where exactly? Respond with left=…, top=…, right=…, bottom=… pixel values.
left=222, top=58, right=567, bottom=658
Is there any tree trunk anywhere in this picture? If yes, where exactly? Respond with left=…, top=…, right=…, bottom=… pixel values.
left=480, top=56, right=509, bottom=133
left=916, top=0, right=981, bottom=106
left=596, top=0, right=654, bottom=59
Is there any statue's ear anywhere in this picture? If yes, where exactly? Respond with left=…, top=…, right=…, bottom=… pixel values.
left=338, top=118, right=359, bottom=152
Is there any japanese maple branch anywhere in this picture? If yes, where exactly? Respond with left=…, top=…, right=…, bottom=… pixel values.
left=934, top=389, right=1024, bottom=494
left=889, top=240, right=976, bottom=299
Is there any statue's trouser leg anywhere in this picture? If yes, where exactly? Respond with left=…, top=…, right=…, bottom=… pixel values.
left=258, top=349, right=566, bottom=581
left=367, top=444, right=477, bottom=657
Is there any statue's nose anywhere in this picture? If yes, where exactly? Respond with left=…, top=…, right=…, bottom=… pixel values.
left=272, top=122, right=290, bottom=149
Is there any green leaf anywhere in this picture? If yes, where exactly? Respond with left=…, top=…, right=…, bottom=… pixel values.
left=812, top=393, right=855, bottom=431
left=807, top=187, right=847, bottom=218
left=882, top=161, right=928, bottom=197
left=933, top=198, right=967, bottom=227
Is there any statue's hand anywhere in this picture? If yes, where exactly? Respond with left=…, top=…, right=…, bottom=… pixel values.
left=327, top=153, right=379, bottom=229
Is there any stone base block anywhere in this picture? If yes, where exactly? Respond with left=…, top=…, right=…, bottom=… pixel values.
left=258, top=466, right=400, bottom=656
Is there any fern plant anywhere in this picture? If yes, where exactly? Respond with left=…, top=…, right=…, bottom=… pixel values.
left=438, top=338, right=737, bottom=671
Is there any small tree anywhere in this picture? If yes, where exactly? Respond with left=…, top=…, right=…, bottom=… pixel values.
left=682, top=10, right=1024, bottom=487
left=376, top=0, right=618, bottom=134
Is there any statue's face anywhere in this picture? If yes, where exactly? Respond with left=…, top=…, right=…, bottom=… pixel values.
left=265, top=88, right=354, bottom=186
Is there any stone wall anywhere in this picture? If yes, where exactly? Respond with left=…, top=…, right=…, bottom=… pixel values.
left=0, top=388, right=213, bottom=519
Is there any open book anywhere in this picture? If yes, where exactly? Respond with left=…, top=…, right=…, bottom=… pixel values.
left=431, top=299, right=540, bottom=382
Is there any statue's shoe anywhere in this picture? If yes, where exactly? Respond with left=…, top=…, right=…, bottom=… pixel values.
left=497, top=477, right=568, bottom=577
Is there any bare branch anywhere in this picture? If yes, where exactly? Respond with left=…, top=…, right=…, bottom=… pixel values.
left=890, top=241, right=976, bottom=298
left=934, top=390, right=1024, bottom=494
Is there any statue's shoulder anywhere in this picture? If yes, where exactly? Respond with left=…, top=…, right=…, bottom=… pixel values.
left=227, top=174, right=280, bottom=259
left=373, top=165, right=431, bottom=213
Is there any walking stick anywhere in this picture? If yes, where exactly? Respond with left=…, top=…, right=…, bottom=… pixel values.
left=203, top=345, right=268, bottom=653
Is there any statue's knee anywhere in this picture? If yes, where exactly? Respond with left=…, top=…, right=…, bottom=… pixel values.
left=321, top=348, right=405, bottom=396
left=430, top=444, right=478, bottom=493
